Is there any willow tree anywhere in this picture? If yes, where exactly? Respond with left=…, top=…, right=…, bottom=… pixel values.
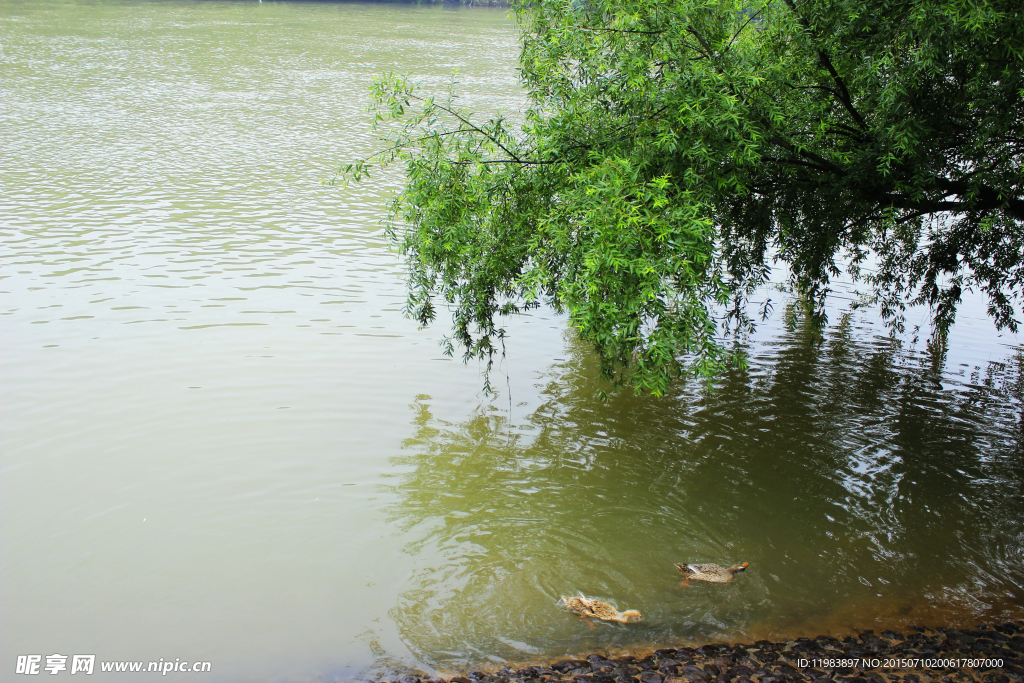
left=343, top=0, right=1024, bottom=395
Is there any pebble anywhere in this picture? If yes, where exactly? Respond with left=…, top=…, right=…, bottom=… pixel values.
left=376, top=621, right=1024, bottom=683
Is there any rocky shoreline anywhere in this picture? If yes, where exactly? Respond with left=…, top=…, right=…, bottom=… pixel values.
left=387, top=622, right=1023, bottom=683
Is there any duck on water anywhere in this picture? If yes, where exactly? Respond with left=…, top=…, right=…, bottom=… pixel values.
left=676, top=562, right=749, bottom=587
left=556, top=594, right=643, bottom=626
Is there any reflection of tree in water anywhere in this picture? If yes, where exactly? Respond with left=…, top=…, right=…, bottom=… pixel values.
left=386, top=308, right=1024, bottom=673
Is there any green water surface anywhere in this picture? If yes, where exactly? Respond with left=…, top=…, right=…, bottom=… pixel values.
left=2, top=1, right=1022, bottom=681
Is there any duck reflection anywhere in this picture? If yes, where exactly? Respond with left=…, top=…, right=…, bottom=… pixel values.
left=385, top=305, right=1024, bottom=673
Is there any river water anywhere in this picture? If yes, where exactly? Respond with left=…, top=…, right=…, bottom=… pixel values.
left=2, top=1, right=1022, bottom=681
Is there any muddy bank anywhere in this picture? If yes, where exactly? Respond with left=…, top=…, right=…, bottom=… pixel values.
left=385, top=622, right=1023, bottom=683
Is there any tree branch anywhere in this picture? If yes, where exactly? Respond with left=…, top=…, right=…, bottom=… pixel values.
left=766, top=134, right=848, bottom=176
left=814, top=48, right=869, bottom=131
left=761, top=155, right=838, bottom=174
left=782, top=0, right=869, bottom=131
left=933, top=178, right=1024, bottom=220
left=580, top=26, right=666, bottom=36
left=723, top=4, right=770, bottom=55
left=411, top=93, right=525, bottom=164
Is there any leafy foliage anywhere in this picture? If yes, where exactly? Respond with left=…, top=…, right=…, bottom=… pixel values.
left=341, top=0, right=1024, bottom=395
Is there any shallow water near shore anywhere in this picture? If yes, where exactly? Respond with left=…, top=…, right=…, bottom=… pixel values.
left=2, top=1, right=1023, bottom=681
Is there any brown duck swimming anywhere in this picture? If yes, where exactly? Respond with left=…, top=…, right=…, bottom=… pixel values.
left=556, top=593, right=642, bottom=626
left=676, top=562, right=749, bottom=587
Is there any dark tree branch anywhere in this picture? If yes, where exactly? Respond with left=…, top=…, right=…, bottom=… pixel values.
left=814, top=48, right=869, bottom=131
left=933, top=178, right=1024, bottom=220
left=580, top=26, right=667, bottom=36
left=766, top=134, right=848, bottom=176
left=411, top=93, right=525, bottom=164
left=450, top=158, right=555, bottom=166
left=877, top=191, right=1024, bottom=221
left=781, top=0, right=869, bottom=131
left=685, top=26, right=716, bottom=59
left=761, top=155, right=838, bottom=174
left=786, top=82, right=839, bottom=97
left=723, top=4, right=770, bottom=54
